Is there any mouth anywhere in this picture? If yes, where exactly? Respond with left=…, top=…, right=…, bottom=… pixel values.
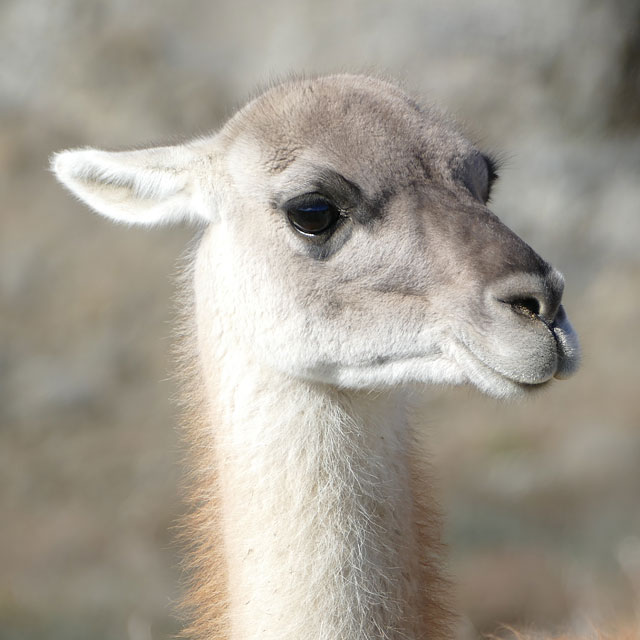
left=454, top=304, right=580, bottom=398
left=453, top=338, right=545, bottom=399
left=548, top=305, right=581, bottom=380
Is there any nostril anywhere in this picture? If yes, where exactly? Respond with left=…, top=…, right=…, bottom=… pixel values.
left=490, top=270, right=565, bottom=324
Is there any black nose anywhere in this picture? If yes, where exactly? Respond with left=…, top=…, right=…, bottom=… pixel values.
left=491, top=269, right=565, bottom=325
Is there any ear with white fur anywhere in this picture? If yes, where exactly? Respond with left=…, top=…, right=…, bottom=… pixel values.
left=51, top=144, right=213, bottom=226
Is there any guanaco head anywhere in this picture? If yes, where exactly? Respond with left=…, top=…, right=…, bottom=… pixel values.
left=52, top=74, right=579, bottom=398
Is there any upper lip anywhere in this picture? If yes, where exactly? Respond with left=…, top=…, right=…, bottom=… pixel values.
left=548, top=306, right=580, bottom=379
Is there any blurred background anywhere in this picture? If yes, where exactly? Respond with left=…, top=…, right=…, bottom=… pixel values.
left=1, top=1, right=639, bottom=638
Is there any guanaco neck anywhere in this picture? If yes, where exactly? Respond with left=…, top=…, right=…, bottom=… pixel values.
left=182, top=239, right=453, bottom=640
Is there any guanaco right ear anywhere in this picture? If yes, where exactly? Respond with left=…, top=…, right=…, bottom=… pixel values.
left=51, top=144, right=214, bottom=226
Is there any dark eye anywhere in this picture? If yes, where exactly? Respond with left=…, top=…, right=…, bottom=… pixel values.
left=286, top=195, right=341, bottom=236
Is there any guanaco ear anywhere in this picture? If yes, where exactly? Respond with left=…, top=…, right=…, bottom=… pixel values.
left=51, top=144, right=213, bottom=226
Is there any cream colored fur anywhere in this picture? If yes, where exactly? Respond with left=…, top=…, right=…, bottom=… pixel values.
left=187, top=227, right=452, bottom=638
left=52, top=74, right=580, bottom=639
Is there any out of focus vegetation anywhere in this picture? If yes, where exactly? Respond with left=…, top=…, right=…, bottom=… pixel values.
left=1, top=1, right=639, bottom=638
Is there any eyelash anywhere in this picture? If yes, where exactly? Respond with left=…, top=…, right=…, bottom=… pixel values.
left=481, top=153, right=500, bottom=202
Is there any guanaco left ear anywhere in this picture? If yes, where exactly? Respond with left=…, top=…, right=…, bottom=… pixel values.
left=51, top=144, right=213, bottom=226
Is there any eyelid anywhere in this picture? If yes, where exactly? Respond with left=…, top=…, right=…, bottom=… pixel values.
left=276, top=167, right=362, bottom=212
left=284, top=192, right=347, bottom=216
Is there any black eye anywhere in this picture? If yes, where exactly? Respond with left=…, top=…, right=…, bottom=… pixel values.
left=286, top=195, right=341, bottom=236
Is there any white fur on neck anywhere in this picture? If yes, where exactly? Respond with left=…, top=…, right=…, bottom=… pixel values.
left=192, top=232, right=446, bottom=639
left=218, top=368, right=414, bottom=639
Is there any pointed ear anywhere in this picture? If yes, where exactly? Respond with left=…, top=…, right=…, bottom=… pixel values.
left=51, top=143, right=214, bottom=226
